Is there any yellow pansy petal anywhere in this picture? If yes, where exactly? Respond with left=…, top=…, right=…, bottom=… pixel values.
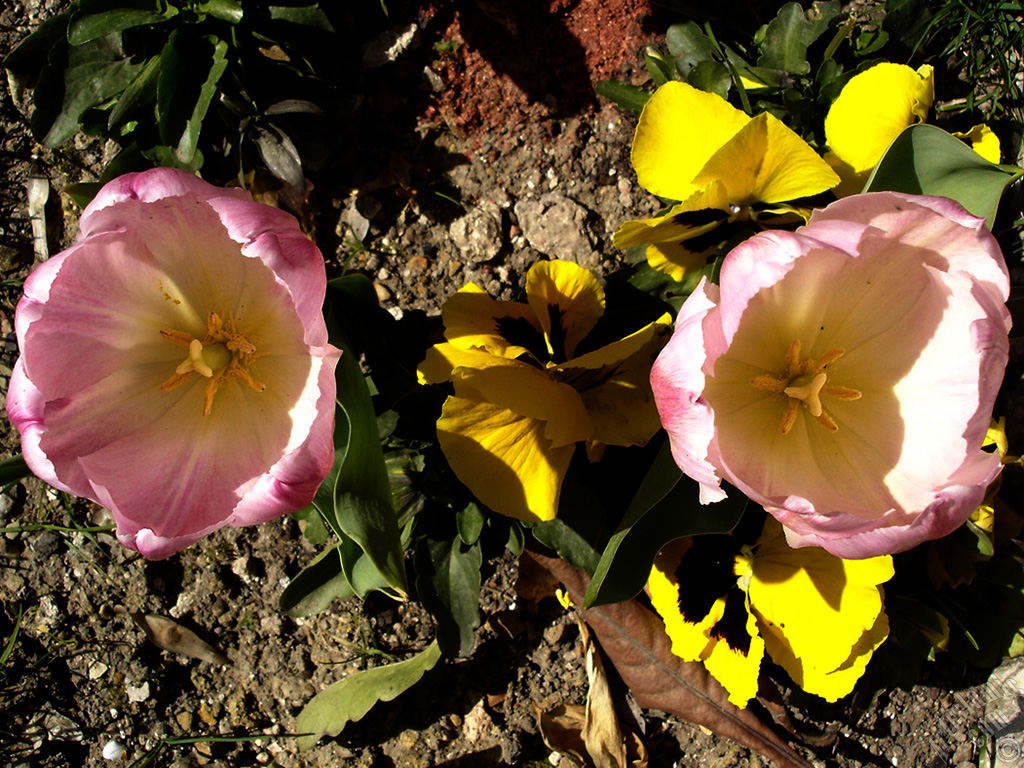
left=649, top=545, right=723, bottom=661
left=984, top=416, right=1009, bottom=458
left=823, top=150, right=870, bottom=198
left=613, top=184, right=733, bottom=249
left=825, top=63, right=935, bottom=174
left=554, top=314, right=672, bottom=447
left=762, top=608, right=888, bottom=702
left=953, top=124, right=1002, bottom=164
left=749, top=519, right=893, bottom=697
left=452, top=364, right=592, bottom=448
left=696, top=113, right=839, bottom=205
left=631, top=81, right=751, bottom=201
left=441, top=282, right=544, bottom=359
left=417, top=342, right=522, bottom=385
left=525, top=260, right=605, bottom=361
left=703, top=594, right=765, bottom=708
left=436, top=393, right=576, bottom=522
left=644, top=242, right=710, bottom=282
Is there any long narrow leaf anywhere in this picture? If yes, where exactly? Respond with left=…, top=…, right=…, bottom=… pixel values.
left=586, top=440, right=745, bottom=607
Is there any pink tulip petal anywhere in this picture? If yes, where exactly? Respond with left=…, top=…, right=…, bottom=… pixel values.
left=650, top=278, right=727, bottom=503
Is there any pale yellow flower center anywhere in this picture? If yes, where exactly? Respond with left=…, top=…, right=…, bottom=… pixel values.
left=750, top=339, right=862, bottom=434
left=160, top=312, right=265, bottom=416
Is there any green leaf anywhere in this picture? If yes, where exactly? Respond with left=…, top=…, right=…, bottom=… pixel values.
left=318, top=275, right=408, bottom=597
left=0, top=455, right=32, bottom=487
left=864, top=124, right=1023, bottom=227
left=415, top=538, right=482, bottom=658
left=63, top=182, right=104, bottom=208
left=758, top=2, right=812, bottom=75
left=643, top=47, right=673, bottom=86
left=530, top=472, right=608, bottom=575
left=251, top=123, right=304, bottom=189
left=584, top=440, right=746, bottom=607
left=456, top=503, right=485, bottom=546
left=295, top=641, right=442, bottom=750
left=665, top=21, right=715, bottom=79
left=268, top=4, right=334, bottom=32
left=687, top=60, right=731, bottom=98
left=594, top=80, right=650, bottom=116
left=68, top=1, right=175, bottom=46
left=106, top=54, right=160, bottom=132
left=33, top=35, right=144, bottom=146
left=196, top=0, right=243, bottom=24
left=2, top=12, right=70, bottom=74
left=156, top=31, right=228, bottom=166
left=279, top=544, right=354, bottom=617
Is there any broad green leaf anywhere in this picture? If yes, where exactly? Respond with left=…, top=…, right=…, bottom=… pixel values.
left=530, top=472, right=607, bottom=575
left=33, top=35, right=143, bottom=146
left=279, top=544, right=354, bottom=617
left=296, top=641, right=441, bottom=750
left=2, top=12, right=70, bottom=73
left=106, top=54, right=160, bottom=132
left=585, top=440, right=746, bottom=607
left=68, top=1, right=175, bottom=45
left=687, top=60, right=731, bottom=98
left=864, top=124, right=1022, bottom=227
left=196, top=0, right=243, bottom=23
left=156, top=31, right=228, bottom=166
left=665, top=22, right=715, bottom=79
left=320, top=275, right=408, bottom=597
left=63, top=182, right=104, bottom=208
left=456, top=504, right=485, bottom=546
left=758, top=3, right=812, bottom=75
left=251, top=123, right=304, bottom=189
left=268, top=4, right=334, bottom=31
left=0, top=455, right=32, bottom=487
left=415, top=537, right=482, bottom=658
left=594, top=80, right=650, bottom=116
left=643, top=48, right=673, bottom=87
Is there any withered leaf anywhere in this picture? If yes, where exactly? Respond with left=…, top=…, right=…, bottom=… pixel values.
left=534, top=701, right=588, bottom=767
left=129, top=613, right=230, bottom=666
left=581, top=620, right=629, bottom=768
left=525, top=551, right=813, bottom=768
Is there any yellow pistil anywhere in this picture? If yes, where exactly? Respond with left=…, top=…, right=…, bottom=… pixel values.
left=751, top=340, right=862, bottom=435
left=160, top=311, right=265, bottom=416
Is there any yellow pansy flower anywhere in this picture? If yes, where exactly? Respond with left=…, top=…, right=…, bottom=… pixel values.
left=825, top=63, right=1003, bottom=196
left=648, top=516, right=893, bottom=707
left=419, top=260, right=671, bottom=522
left=614, top=81, right=839, bottom=281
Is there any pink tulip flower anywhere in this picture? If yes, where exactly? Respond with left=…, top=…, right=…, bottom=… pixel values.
left=651, top=192, right=1010, bottom=558
left=7, top=169, right=341, bottom=559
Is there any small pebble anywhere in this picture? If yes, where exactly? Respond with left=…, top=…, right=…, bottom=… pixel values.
left=102, top=740, right=125, bottom=760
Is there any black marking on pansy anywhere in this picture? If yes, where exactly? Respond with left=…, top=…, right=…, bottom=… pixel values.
left=547, top=304, right=569, bottom=364
left=495, top=316, right=548, bottom=363
left=672, top=208, right=730, bottom=228
left=674, top=535, right=740, bottom=624
left=682, top=218, right=753, bottom=255
left=709, top=588, right=752, bottom=654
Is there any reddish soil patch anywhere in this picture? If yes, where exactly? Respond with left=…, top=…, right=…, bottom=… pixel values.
left=419, top=0, right=656, bottom=148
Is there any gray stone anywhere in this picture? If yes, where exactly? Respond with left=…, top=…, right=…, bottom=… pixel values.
left=513, top=193, right=598, bottom=267
left=449, top=202, right=503, bottom=263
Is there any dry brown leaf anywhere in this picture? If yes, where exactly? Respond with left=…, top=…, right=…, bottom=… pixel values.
left=525, top=551, right=813, bottom=768
left=128, top=613, right=230, bottom=666
left=534, top=701, right=588, bottom=767
left=581, top=620, right=629, bottom=768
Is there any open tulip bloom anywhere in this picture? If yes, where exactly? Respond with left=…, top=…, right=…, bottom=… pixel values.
left=7, top=169, right=341, bottom=559
left=651, top=192, right=1010, bottom=559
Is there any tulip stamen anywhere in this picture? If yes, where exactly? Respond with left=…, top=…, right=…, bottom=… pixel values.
left=160, top=311, right=262, bottom=415
left=752, top=341, right=862, bottom=434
